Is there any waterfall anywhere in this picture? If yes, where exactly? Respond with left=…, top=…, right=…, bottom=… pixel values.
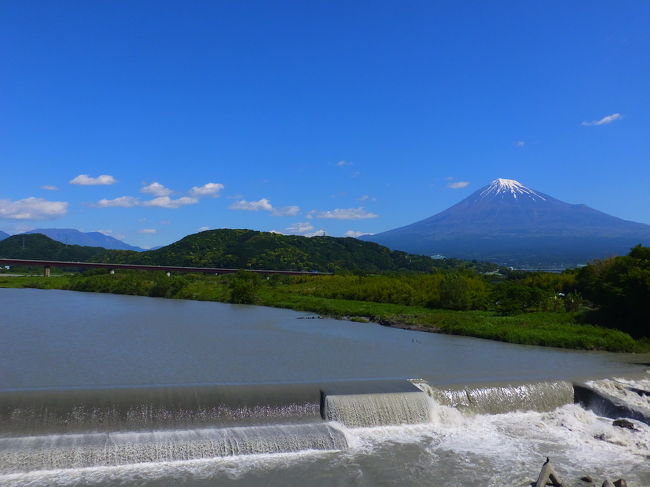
left=322, top=389, right=432, bottom=427
left=0, top=423, right=347, bottom=473
left=411, top=380, right=575, bottom=414
left=0, top=384, right=321, bottom=435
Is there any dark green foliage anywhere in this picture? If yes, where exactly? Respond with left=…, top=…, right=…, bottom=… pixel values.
left=227, top=271, right=261, bottom=304
left=439, top=272, right=489, bottom=310
left=0, top=229, right=500, bottom=274
left=576, top=245, right=650, bottom=338
left=491, top=281, right=548, bottom=315
left=0, top=233, right=137, bottom=265
left=0, top=234, right=109, bottom=261
left=272, top=272, right=488, bottom=310
left=111, top=229, right=500, bottom=273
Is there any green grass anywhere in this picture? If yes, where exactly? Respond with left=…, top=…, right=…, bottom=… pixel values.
left=256, top=289, right=639, bottom=352
left=0, top=275, right=72, bottom=289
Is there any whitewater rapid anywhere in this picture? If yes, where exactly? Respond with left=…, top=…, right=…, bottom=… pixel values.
left=1, top=378, right=649, bottom=487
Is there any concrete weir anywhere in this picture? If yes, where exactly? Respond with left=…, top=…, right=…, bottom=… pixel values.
left=320, top=380, right=432, bottom=427
left=574, top=382, right=650, bottom=426
left=412, top=380, right=576, bottom=415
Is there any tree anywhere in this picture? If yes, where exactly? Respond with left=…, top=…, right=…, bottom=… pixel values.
left=228, top=271, right=261, bottom=304
left=577, top=246, right=650, bottom=337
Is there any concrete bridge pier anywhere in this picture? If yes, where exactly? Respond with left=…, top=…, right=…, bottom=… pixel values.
left=43, top=265, right=51, bottom=277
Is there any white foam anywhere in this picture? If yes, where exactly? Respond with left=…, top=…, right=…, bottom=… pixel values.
left=586, top=378, right=650, bottom=414
left=338, top=399, right=650, bottom=485
left=3, top=382, right=650, bottom=486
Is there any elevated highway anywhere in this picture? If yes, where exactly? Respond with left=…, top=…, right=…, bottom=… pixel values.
left=0, top=258, right=329, bottom=277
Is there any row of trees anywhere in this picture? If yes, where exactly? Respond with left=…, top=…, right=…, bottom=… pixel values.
left=280, top=270, right=580, bottom=314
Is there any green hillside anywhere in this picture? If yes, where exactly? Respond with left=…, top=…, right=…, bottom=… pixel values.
left=119, top=229, right=482, bottom=273
left=0, top=234, right=111, bottom=262
left=0, top=229, right=498, bottom=273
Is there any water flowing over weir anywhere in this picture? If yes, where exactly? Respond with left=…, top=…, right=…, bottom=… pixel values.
left=0, top=424, right=347, bottom=473
left=0, top=384, right=322, bottom=435
left=320, top=381, right=432, bottom=427
left=2, top=378, right=650, bottom=480
left=411, top=380, right=576, bottom=414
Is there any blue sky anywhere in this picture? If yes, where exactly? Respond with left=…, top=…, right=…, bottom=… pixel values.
left=2, top=1, right=649, bottom=248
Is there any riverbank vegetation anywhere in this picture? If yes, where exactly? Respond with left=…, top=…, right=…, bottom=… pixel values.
left=2, top=246, right=648, bottom=353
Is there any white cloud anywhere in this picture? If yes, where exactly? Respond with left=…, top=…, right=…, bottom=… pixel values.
left=272, top=205, right=300, bottom=216
left=230, top=198, right=273, bottom=211
left=581, top=113, right=622, bottom=126
left=139, top=228, right=157, bottom=234
left=229, top=198, right=300, bottom=216
left=286, top=222, right=314, bottom=234
left=190, top=182, right=224, bottom=197
left=345, top=230, right=372, bottom=238
left=358, top=195, right=376, bottom=202
left=283, top=222, right=327, bottom=237
left=514, top=140, right=526, bottom=147
left=141, top=182, right=172, bottom=197
left=97, top=229, right=113, bottom=235
left=336, top=160, right=352, bottom=167
left=198, top=226, right=211, bottom=232
left=448, top=181, right=470, bottom=189
left=70, top=174, right=117, bottom=185
left=0, top=197, right=68, bottom=220
left=142, top=196, right=198, bottom=208
left=41, top=185, right=58, bottom=191
left=95, top=196, right=140, bottom=208
left=307, top=207, right=378, bottom=220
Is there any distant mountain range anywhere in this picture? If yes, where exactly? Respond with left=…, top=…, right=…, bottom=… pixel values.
left=12, top=228, right=144, bottom=251
left=363, top=178, right=650, bottom=268
left=0, top=231, right=9, bottom=241
left=0, top=229, right=498, bottom=273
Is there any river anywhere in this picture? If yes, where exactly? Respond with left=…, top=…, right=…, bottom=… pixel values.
left=1, top=289, right=649, bottom=486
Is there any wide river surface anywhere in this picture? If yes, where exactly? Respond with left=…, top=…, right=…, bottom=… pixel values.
left=1, top=288, right=649, bottom=486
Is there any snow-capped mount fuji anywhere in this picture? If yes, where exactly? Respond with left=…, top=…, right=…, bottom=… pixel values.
left=479, top=178, right=547, bottom=201
left=363, top=178, right=650, bottom=268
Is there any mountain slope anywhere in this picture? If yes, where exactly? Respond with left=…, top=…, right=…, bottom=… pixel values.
left=0, top=231, right=9, bottom=241
left=24, top=228, right=143, bottom=251
left=364, top=178, right=650, bottom=268
left=0, top=230, right=495, bottom=273
left=121, top=228, right=452, bottom=272
left=0, top=234, right=116, bottom=262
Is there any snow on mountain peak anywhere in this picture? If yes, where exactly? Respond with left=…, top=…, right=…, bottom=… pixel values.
left=480, top=178, right=546, bottom=201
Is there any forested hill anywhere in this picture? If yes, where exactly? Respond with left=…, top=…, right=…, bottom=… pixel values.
left=0, top=234, right=134, bottom=262
left=0, top=229, right=499, bottom=273
left=115, top=229, right=494, bottom=272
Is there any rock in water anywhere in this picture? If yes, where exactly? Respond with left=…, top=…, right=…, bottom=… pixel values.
left=612, top=419, right=637, bottom=430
